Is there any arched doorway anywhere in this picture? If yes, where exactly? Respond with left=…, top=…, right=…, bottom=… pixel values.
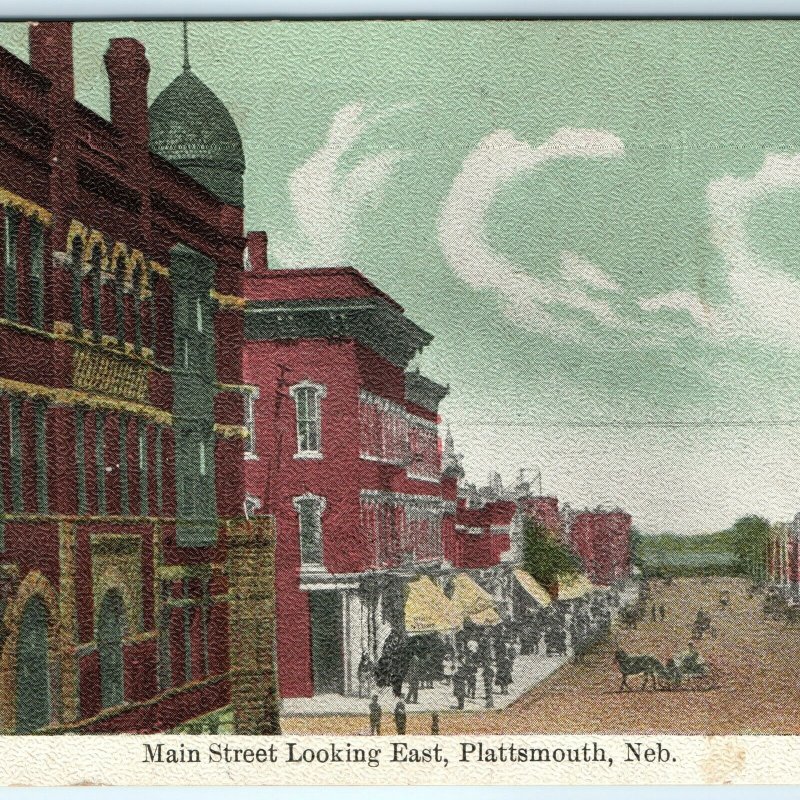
left=15, top=596, right=50, bottom=734
left=97, top=590, right=126, bottom=709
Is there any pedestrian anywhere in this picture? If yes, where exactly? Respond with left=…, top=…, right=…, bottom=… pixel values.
left=394, top=699, right=407, bottom=735
left=406, top=654, right=420, bottom=704
left=483, top=663, right=495, bottom=709
left=442, top=652, right=455, bottom=685
left=660, top=605, right=666, bottom=621
left=496, top=654, right=512, bottom=694
left=369, top=695, right=382, bottom=736
left=431, top=711, right=440, bottom=735
left=357, top=652, right=373, bottom=699
left=452, top=668, right=466, bottom=710
left=651, top=604, right=657, bottom=622
left=466, top=661, right=477, bottom=699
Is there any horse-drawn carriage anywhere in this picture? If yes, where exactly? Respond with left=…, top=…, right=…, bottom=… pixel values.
left=614, top=648, right=719, bottom=692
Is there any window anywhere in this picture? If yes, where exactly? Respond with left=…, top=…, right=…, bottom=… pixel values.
left=198, top=440, right=207, bottom=476
left=89, top=245, right=102, bottom=344
left=114, top=254, right=126, bottom=346
left=34, top=399, right=48, bottom=513
left=97, top=590, right=126, bottom=709
left=119, top=415, right=129, bottom=515
left=95, top=411, right=106, bottom=515
left=290, top=382, right=326, bottom=458
left=3, top=207, right=19, bottom=321
left=293, top=493, right=326, bottom=566
left=30, top=219, right=44, bottom=329
left=137, top=420, right=148, bottom=517
left=70, top=235, right=83, bottom=336
left=242, top=387, right=258, bottom=458
left=9, top=395, right=22, bottom=512
left=195, top=297, right=204, bottom=333
left=75, top=407, right=87, bottom=515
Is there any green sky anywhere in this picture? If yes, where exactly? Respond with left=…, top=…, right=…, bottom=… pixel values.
left=4, top=20, right=800, bottom=534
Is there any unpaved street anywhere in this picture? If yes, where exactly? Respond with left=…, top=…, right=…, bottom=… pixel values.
left=283, top=577, right=800, bottom=735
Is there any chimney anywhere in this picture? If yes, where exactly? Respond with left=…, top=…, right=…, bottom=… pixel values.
left=246, top=231, right=269, bottom=272
left=104, top=38, right=150, bottom=153
left=29, top=22, right=74, bottom=98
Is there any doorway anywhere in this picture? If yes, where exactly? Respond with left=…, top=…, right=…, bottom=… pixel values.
left=309, top=590, right=343, bottom=694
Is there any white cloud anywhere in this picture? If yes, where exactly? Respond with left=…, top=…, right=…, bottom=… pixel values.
left=560, top=250, right=623, bottom=293
left=438, top=127, right=625, bottom=339
left=273, top=103, right=410, bottom=268
left=640, top=153, right=800, bottom=349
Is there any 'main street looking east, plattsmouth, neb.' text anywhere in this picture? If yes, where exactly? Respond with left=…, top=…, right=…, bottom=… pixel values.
left=142, top=740, right=676, bottom=769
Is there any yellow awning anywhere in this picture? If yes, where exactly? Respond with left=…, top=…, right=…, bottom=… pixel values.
left=404, top=576, right=462, bottom=635
left=556, top=573, right=596, bottom=600
left=513, top=568, right=552, bottom=607
left=451, top=572, right=502, bottom=626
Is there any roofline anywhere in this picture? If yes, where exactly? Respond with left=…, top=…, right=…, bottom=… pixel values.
left=244, top=265, right=405, bottom=311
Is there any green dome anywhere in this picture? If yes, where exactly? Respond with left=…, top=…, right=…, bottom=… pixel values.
left=149, top=69, right=245, bottom=207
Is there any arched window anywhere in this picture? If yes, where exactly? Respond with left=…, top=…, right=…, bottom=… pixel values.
left=70, top=235, right=84, bottom=336
left=97, top=589, right=126, bottom=709
left=132, top=263, right=143, bottom=355
left=15, top=596, right=51, bottom=733
left=89, top=244, right=102, bottom=343
left=114, top=253, right=126, bottom=346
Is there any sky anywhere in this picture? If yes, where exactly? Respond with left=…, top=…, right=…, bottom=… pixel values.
left=4, top=20, right=800, bottom=535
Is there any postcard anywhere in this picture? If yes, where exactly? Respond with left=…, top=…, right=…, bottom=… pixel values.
left=0, top=17, right=797, bottom=785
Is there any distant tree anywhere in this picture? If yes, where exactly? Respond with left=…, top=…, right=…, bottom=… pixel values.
left=522, top=517, right=582, bottom=588
left=728, top=515, right=771, bottom=581
left=629, top=526, right=645, bottom=572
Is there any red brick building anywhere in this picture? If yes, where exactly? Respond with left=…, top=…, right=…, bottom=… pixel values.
left=569, top=509, right=632, bottom=586
left=242, top=240, right=452, bottom=698
left=0, top=23, right=272, bottom=733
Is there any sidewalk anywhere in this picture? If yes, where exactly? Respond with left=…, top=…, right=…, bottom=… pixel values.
left=280, top=652, right=571, bottom=716
left=281, top=582, right=641, bottom=718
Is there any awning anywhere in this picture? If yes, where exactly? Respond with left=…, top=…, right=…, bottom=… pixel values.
left=556, top=573, right=597, bottom=601
left=451, top=572, right=502, bottom=626
left=404, top=576, right=462, bottom=635
left=513, top=568, right=552, bottom=607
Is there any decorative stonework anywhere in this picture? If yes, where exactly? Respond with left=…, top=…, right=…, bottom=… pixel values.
left=226, top=517, right=280, bottom=735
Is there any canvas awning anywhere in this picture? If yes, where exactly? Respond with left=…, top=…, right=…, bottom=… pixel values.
left=404, top=576, right=462, bottom=635
left=513, top=568, right=552, bottom=607
left=451, top=572, right=502, bottom=626
left=556, top=573, right=597, bottom=601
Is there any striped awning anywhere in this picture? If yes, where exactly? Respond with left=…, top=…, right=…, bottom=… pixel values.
left=404, top=576, right=462, bottom=635
left=513, top=568, right=552, bottom=606
left=451, top=572, right=502, bottom=626
left=556, top=573, right=597, bottom=600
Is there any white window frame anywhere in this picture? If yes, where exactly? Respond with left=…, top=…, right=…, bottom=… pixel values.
left=292, top=492, right=327, bottom=566
left=290, top=381, right=326, bottom=459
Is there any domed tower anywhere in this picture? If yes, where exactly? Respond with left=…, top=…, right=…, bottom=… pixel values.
left=148, top=24, right=245, bottom=206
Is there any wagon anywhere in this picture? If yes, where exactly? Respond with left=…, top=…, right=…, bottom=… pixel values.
left=657, top=657, right=719, bottom=691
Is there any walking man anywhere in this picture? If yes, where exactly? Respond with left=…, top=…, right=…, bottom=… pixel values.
left=369, top=695, right=381, bottom=736
left=452, top=667, right=466, bottom=710
left=394, top=699, right=407, bottom=735
left=483, top=662, right=495, bottom=709
left=431, top=711, right=440, bottom=735
left=406, top=654, right=421, bottom=704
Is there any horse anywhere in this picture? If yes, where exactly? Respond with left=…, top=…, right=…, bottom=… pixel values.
left=614, top=649, right=664, bottom=691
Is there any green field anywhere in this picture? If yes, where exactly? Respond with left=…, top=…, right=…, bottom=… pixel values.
left=633, top=532, right=740, bottom=577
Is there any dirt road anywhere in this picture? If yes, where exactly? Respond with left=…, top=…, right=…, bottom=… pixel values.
left=282, top=576, right=800, bottom=735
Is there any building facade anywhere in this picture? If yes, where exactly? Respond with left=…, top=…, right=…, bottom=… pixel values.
left=568, top=509, right=632, bottom=586
left=242, top=240, right=453, bottom=698
left=0, top=23, right=273, bottom=734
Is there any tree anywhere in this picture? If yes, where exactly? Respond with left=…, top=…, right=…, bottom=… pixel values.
left=521, top=517, right=582, bottom=589
left=727, top=515, right=771, bottom=582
